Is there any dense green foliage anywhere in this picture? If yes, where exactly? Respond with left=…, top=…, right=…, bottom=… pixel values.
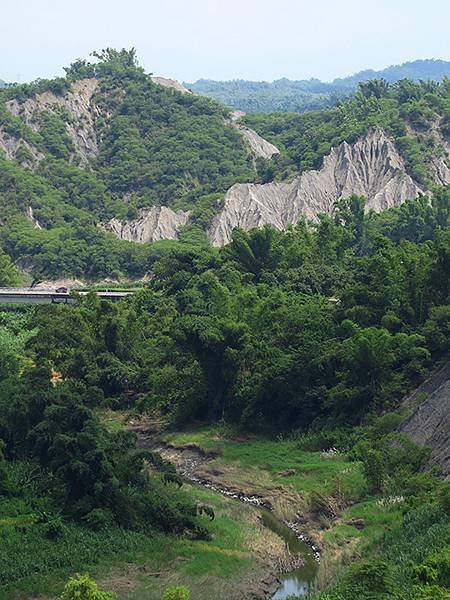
left=90, top=52, right=253, bottom=206
left=0, top=248, right=21, bottom=286
left=0, top=516, right=150, bottom=588
left=10, top=192, right=448, bottom=432
left=0, top=374, right=202, bottom=535
left=0, top=193, right=448, bottom=597
left=0, top=309, right=210, bottom=586
left=245, top=77, right=450, bottom=184
left=306, top=420, right=450, bottom=600
left=0, top=305, right=218, bottom=593
left=188, top=59, right=450, bottom=112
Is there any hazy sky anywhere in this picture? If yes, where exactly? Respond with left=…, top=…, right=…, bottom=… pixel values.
left=2, top=0, right=450, bottom=83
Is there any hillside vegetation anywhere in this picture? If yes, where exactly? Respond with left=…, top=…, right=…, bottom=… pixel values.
left=0, top=49, right=255, bottom=280
left=0, top=50, right=449, bottom=280
left=15, top=193, right=448, bottom=430
left=245, top=77, right=450, bottom=184
left=0, top=50, right=449, bottom=600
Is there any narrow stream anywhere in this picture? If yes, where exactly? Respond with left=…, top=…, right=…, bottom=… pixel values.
left=259, top=508, right=318, bottom=598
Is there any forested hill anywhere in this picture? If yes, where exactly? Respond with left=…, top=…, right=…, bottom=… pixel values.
left=0, top=48, right=257, bottom=281
left=187, top=59, right=450, bottom=112
left=0, top=48, right=449, bottom=283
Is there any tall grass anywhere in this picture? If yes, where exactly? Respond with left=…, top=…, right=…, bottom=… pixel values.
left=0, top=523, right=153, bottom=586
left=0, top=482, right=257, bottom=599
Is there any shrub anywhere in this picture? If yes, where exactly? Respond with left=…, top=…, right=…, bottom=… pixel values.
left=0, top=440, right=14, bottom=495
left=60, top=574, right=116, bottom=599
left=371, top=413, right=403, bottom=435
left=43, top=518, right=66, bottom=539
left=420, top=548, right=450, bottom=587
left=360, top=446, right=385, bottom=493
left=342, top=559, right=395, bottom=596
left=411, top=584, right=449, bottom=599
left=162, top=586, right=190, bottom=600
left=439, top=484, right=450, bottom=514
left=83, top=508, right=114, bottom=531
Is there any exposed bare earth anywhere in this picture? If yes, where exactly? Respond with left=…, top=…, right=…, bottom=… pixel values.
left=104, top=431, right=293, bottom=599
left=105, top=128, right=425, bottom=247
left=145, top=439, right=302, bottom=518
left=151, top=76, right=192, bottom=94
left=400, top=360, right=450, bottom=477
left=1, top=75, right=192, bottom=170
left=26, top=206, right=43, bottom=229
left=134, top=429, right=325, bottom=593
left=103, top=206, right=190, bottom=243
left=209, top=128, right=423, bottom=245
left=0, top=130, right=44, bottom=167
left=96, top=502, right=287, bottom=600
left=407, top=122, right=450, bottom=187
left=4, top=75, right=447, bottom=249
left=136, top=432, right=323, bottom=553
left=5, top=78, right=100, bottom=165
left=229, top=116, right=280, bottom=160
left=35, top=278, right=86, bottom=290
left=3, top=76, right=441, bottom=249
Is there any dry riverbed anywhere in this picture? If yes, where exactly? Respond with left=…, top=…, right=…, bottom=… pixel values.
left=97, top=483, right=294, bottom=600
left=132, top=438, right=316, bottom=598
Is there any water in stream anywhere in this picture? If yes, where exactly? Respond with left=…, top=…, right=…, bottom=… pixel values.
left=259, top=509, right=318, bottom=599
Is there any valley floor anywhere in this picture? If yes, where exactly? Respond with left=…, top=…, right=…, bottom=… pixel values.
left=153, top=425, right=404, bottom=583
left=1, top=419, right=440, bottom=599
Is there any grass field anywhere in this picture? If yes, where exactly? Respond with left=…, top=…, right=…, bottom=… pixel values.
left=162, top=426, right=366, bottom=510
left=323, top=498, right=403, bottom=549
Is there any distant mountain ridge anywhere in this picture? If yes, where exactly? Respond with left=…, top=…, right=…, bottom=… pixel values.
left=186, top=59, right=450, bottom=112
left=332, top=58, right=450, bottom=86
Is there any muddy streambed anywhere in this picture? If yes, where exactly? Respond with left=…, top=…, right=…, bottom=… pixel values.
left=146, top=441, right=319, bottom=598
